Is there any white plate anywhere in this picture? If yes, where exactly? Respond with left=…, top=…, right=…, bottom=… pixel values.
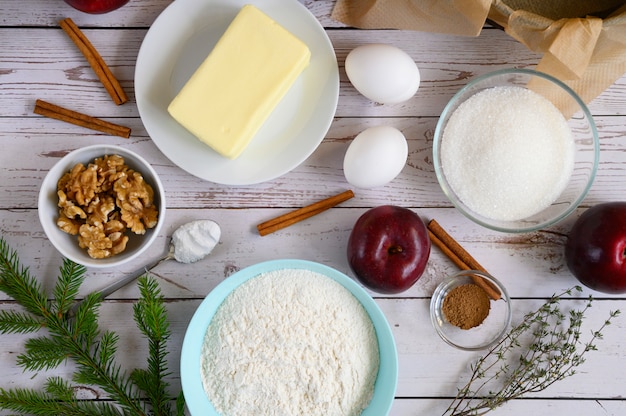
left=135, top=0, right=339, bottom=185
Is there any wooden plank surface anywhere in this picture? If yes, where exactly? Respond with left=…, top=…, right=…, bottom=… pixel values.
left=1, top=1, right=626, bottom=415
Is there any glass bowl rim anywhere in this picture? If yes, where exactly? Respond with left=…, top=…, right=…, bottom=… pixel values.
left=432, top=68, right=600, bottom=233
left=430, top=270, right=512, bottom=351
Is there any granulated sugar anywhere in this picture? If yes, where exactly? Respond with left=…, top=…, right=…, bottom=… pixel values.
left=441, top=86, right=575, bottom=221
left=200, top=268, right=380, bottom=416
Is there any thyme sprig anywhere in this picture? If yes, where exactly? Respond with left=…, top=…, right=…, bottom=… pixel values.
left=444, top=286, right=620, bottom=416
left=0, top=236, right=185, bottom=415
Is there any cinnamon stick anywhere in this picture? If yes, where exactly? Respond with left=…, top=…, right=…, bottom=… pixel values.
left=59, top=17, right=128, bottom=105
left=427, top=219, right=501, bottom=300
left=257, top=190, right=354, bottom=236
left=34, top=99, right=131, bottom=138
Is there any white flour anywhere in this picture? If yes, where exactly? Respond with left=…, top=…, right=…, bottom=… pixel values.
left=200, top=268, right=380, bottom=416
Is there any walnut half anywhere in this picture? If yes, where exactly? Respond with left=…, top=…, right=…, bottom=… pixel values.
left=114, top=171, right=158, bottom=235
left=55, top=155, right=159, bottom=259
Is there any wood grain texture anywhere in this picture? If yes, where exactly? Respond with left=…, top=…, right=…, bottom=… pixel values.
left=1, top=0, right=626, bottom=415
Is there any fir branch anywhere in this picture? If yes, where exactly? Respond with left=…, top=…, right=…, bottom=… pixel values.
left=0, top=309, right=43, bottom=334
left=43, top=377, right=76, bottom=404
left=0, top=238, right=49, bottom=317
left=61, top=313, right=146, bottom=415
left=70, top=291, right=103, bottom=348
left=0, top=377, right=124, bottom=416
left=97, top=331, right=121, bottom=369
left=443, top=286, right=620, bottom=415
left=42, top=376, right=124, bottom=416
left=0, top=237, right=185, bottom=415
left=52, top=259, right=86, bottom=317
left=131, top=276, right=175, bottom=416
left=175, top=392, right=186, bottom=416
left=71, top=349, right=142, bottom=416
left=17, top=335, right=69, bottom=372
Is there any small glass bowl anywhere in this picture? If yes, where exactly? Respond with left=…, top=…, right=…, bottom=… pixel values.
left=432, top=68, right=599, bottom=233
left=430, top=270, right=512, bottom=351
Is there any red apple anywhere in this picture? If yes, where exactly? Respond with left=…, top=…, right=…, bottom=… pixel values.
left=565, top=202, right=626, bottom=293
left=347, top=205, right=430, bottom=294
left=64, top=0, right=129, bottom=14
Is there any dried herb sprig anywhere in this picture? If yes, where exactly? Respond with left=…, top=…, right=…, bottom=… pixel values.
left=443, top=286, right=620, bottom=416
left=0, top=236, right=185, bottom=415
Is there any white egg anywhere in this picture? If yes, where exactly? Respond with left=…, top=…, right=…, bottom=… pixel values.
left=343, top=126, right=408, bottom=188
left=345, top=44, right=420, bottom=104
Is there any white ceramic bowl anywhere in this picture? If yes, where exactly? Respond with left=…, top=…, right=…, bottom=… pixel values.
left=38, top=145, right=166, bottom=268
left=181, top=259, right=398, bottom=415
left=433, top=68, right=599, bottom=233
left=430, top=270, right=512, bottom=351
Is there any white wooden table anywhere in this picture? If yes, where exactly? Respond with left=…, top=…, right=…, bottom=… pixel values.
left=2, top=1, right=626, bottom=415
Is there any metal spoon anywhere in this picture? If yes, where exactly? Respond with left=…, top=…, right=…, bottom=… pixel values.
left=68, top=219, right=221, bottom=316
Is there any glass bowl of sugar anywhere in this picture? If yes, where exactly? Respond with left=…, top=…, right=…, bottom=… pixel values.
left=433, top=68, right=599, bottom=233
left=430, top=270, right=512, bottom=351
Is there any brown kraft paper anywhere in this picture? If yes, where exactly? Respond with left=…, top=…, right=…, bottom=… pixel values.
left=332, top=0, right=626, bottom=114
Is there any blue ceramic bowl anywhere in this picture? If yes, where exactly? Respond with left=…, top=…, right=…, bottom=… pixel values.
left=180, top=259, right=398, bottom=415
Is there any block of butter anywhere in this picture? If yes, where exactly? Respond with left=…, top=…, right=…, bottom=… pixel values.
left=167, top=4, right=311, bottom=159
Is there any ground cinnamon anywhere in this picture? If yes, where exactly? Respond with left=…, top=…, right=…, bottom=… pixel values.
left=442, top=283, right=490, bottom=329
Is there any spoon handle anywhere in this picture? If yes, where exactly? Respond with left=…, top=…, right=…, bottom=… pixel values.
left=67, top=248, right=173, bottom=317
left=98, top=255, right=171, bottom=299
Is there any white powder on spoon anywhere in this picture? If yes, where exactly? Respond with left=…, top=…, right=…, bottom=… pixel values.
left=200, top=268, right=380, bottom=416
left=440, top=86, right=575, bottom=221
left=171, top=220, right=220, bottom=263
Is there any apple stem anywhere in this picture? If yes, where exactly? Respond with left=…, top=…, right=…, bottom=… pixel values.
left=388, top=245, right=403, bottom=255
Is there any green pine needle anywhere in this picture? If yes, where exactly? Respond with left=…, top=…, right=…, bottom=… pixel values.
left=70, top=291, right=103, bottom=347
left=0, top=236, right=185, bottom=415
left=52, top=259, right=86, bottom=316
left=132, top=276, right=175, bottom=416
left=17, top=335, right=69, bottom=372
left=0, top=309, right=43, bottom=334
left=0, top=380, right=124, bottom=416
left=0, top=238, right=49, bottom=317
left=43, top=377, right=75, bottom=402
left=97, top=330, right=121, bottom=368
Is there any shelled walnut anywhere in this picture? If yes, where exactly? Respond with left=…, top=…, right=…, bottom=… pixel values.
left=56, top=154, right=159, bottom=259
